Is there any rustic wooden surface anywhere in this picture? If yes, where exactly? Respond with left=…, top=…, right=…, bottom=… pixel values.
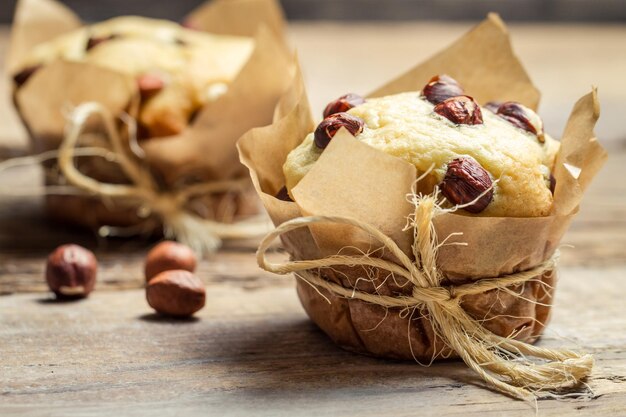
left=1, top=23, right=626, bottom=416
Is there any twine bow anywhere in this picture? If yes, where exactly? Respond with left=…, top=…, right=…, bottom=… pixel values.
left=256, top=192, right=593, bottom=401
left=57, top=102, right=269, bottom=253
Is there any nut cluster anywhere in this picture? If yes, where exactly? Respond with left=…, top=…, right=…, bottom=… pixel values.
left=277, top=74, right=552, bottom=213
left=422, top=75, right=483, bottom=125
left=144, top=241, right=205, bottom=317
left=43, top=240, right=205, bottom=318
left=419, top=74, right=550, bottom=212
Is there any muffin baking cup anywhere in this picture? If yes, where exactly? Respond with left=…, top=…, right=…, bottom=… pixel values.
left=238, top=15, right=607, bottom=400
left=5, top=0, right=293, bottom=251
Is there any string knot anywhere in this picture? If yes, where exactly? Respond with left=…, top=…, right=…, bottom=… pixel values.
left=54, top=102, right=269, bottom=253
left=256, top=193, right=592, bottom=402
left=411, top=285, right=454, bottom=304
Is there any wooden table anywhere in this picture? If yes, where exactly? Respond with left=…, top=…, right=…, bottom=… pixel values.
left=1, top=23, right=626, bottom=416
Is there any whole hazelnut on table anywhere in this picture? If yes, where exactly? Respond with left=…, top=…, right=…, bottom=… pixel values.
left=145, top=241, right=197, bottom=282
left=146, top=270, right=206, bottom=317
left=45, top=244, right=97, bottom=299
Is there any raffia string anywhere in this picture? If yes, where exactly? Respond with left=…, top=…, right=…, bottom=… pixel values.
left=53, top=101, right=269, bottom=253
left=256, top=192, right=593, bottom=402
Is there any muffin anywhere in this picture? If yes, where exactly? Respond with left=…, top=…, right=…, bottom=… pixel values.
left=240, top=15, right=605, bottom=398
left=9, top=0, right=294, bottom=239
left=13, top=16, right=253, bottom=138
left=284, top=75, right=560, bottom=218
left=240, top=65, right=604, bottom=361
left=268, top=75, right=564, bottom=359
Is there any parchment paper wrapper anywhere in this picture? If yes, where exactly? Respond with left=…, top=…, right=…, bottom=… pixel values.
left=238, top=14, right=607, bottom=360
left=7, top=0, right=294, bottom=232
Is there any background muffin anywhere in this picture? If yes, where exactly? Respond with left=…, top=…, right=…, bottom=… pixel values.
left=7, top=0, right=294, bottom=240
left=14, top=16, right=253, bottom=138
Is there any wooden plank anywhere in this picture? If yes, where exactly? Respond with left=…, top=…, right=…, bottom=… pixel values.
left=0, top=266, right=625, bottom=416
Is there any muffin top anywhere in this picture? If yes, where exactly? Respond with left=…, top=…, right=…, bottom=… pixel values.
left=14, top=16, right=253, bottom=138
left=283, top=77, right=559, bottom=217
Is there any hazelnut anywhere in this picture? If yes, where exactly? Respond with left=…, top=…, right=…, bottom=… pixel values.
left=440, top=157, right=493, bottom=213
left=45, top=244, right=97, bottom=299
left=145, top=241, right=197, bottom=282
left=13, top=64, right=41, bottom=87
left=86, top=34, right=119, bottom=51
left=434, top=95, right=483, bottom=125
left=314, top=112, right=365, bottom=149
left=484, top=101, right=502, bottom=113
left=137, top=73, right=165, bottom=100
left=146, top=270, right=206, bottom=317
left=496, top=101, right=545, bottom=143
left=422, top=74, right=464, bottom=104
left=323, top=93, right=366, bottom=117
left=275, top=186, right=293, bottom=202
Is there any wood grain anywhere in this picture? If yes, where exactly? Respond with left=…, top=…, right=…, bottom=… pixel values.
left=1, top=266, right=625, bottom=416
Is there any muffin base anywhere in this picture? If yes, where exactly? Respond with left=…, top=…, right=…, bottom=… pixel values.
left=294, top=268, right=554, bottom=361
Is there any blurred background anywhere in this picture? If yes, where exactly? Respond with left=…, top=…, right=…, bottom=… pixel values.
left=1, top=0, right=625, bottom=149
left=1, top=0, right=626, bottom=21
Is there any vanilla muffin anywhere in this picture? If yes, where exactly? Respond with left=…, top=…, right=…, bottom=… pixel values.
left=283, top=76, right=559, bottom=217
left=13, top=16, right=253, bottom=138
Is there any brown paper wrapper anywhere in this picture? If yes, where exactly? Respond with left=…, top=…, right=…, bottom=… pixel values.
left=7, top=0, right=294, bottom=232
left=238, top=14, right=607, bottom=360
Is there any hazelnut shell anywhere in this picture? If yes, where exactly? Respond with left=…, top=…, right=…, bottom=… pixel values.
left=146, top=270, right=206, bottom=317
left=45, top=244, right=97, bottom=299
left=145, top=241, right=197, bottom=282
